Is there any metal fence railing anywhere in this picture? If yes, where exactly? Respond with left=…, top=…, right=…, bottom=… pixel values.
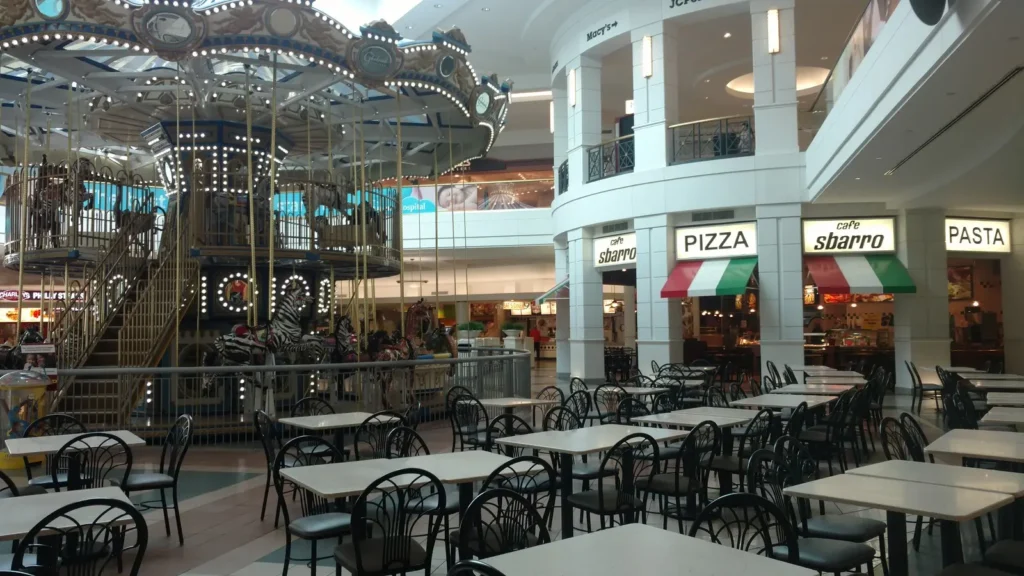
left=23, top=347, right=531, bottom=447
left=669, top=116, right=755, bottom=164
left=557, top=160, right=569, bottom=195
left=586, top=135, right=634, bottom=182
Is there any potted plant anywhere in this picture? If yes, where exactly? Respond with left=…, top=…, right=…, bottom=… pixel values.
left=457, top=321, right=485, bottom=339
left=501, top=321, right=525, bottom=339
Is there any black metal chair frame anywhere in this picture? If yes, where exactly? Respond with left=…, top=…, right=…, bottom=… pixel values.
left=451, top=394, right=490, bottom=452
left=20, top=413, right=86, bottom=489
left=353, top=410, right=407, bottom=460
left=255, top=409, right=287, bottom=527
left=482, top=456, right=557, bottom=531
left=646, top=420, right=721, bottom=532
left=458, top=488, right=551, bottom=560
left=384, top=425, right=430, bottom=458
left=688, top=492, right=798, bottom=562
left=568, top=433, right=659, bottom=532
left=53, top=432, right=132, bottom=492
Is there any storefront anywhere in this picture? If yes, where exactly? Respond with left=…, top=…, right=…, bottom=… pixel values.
left=661, top=221, right=760, bottom=370
left=801, top=217, right=915, bottom=370
left=945, top=217, right=1010, bottom=368
left=0, top=289, right=66, bottom=342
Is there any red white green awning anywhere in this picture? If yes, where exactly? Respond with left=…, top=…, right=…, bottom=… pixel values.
left=661, top=257, right=758, bottom=298
left=536, top=277, right=569, bottom=304
left=805, top=254, right=916, bottom=294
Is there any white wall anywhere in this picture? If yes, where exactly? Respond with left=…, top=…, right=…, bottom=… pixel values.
left=402, top=208, right=553, bottom=250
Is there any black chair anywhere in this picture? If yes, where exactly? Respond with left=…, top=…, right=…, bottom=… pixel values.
left=746, top=449, right=876, bottom=574
left=451, top=394, right=490, bottom=451
left=0, top=468, right=46, bottom=499
left=762, top=374, right=776, bottom=393
left=291, top=396, right=334, bottom=417
left=899, top=412, right=931, bottom=463
left=591, top=384, right=626, bottom=425
left=0, top=570, right=35, bottom=576
left=113, top=414, right=193, bottom=545
left=907, top=361, right=941, bottom=414
left=255, top=409, right=286, bottom=526
left=782, top=402, right=808, bottom=438
left=52, top=432, right=132, bottom=492
left=639, top=420, right=720, bottom=532
left=20, top=413, right=86, bottom=491
left=703, top=385, right=730, bottom=407
left=568, top=433, right=658, bottom=532
left=274, top=436, right=350, bottom=576
left=775, top=437, right=889, bottom=575
left=384, top=426, right=430, bottom=458
left=447, top=559, right=508, bottom=576
left=486, top=414, right=533, bottom=457
left=11, top=498, right=148, bottom=576
left=766, top=361, right=784, bottom=386
left=563, top=390, right=591, bottom=424
left=353, top=410, right=406, bottom=460
left=533, top=386, right=563, bottom=426
left=880, top=416, right=911, bottom=461
left=729, top=382, right=747, bottom=402
left=542, top=405, right=580, bottom=433
left=709, top=409, right=773, bottom=492
left=482, top=456, right=557, bottom=530
left=688, top=492, right=798, bottom=561
left=652, top=392, right=676, bottom=413
left=614, top=396, right=650, bottom=425
left=335, top=468, right=446, bottom=576
left=799, top=390, right=854, bottom=474
left=457, top=488, right=551, bottom=560
left=569, top=377, right=588, bottom=395
left=403, top=401, right=423, bottom=430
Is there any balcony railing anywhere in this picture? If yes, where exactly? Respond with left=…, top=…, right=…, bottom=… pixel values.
left=670, top=116, right=755, bottom=165
left=586, top=135, right=634, bottom=183
left=557, top=160, right=569, bottom=195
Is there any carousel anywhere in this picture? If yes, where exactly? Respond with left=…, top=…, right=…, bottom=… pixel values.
left=0, top=0, right=512, bottom=423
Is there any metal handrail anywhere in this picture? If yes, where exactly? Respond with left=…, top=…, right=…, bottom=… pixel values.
left=557, top=160, right=569, bottom=195
left=668, top=114, right=754, bottom=130
left=586, top=134, right=635, bottom=183
left=669, top=116, right=755, bottom=165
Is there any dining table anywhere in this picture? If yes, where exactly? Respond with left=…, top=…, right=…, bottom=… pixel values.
left=277, top=411, right=397, bottom=454
left=986, top=393, right=1024, bottom=407
left=770, top=383, right=854, bottom=396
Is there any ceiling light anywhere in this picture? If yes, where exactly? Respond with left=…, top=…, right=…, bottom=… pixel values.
left=406, top=25, right=414, bottom=30
left=821, top=56, right=829, bottom=60
left=508, top=90, right=552, bottom=102
left=482, top=6, right=490, bottom=10
left=641, top=35, right=653, bottom=78
left=855, top=177, right=861, bottom=180
left=704, top=79, right=710, bottom=83
left=549, top=101, right=554, bottom=134
left=433, top=3, right=442, bottom=7
left=625, top=99, right=634, bottom=114
left=767, top=9, right=781, bottom=54
left=568, top=68, right=576, bottom=107
left=723, top=32, right=732, bottom=38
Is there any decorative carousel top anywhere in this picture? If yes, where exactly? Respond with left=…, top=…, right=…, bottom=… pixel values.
left=0, top=0, right=513, bottom=177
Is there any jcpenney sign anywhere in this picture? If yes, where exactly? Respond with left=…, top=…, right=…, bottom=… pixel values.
left=594, top=233, right=637, bottom=268
left=946, top=218, right=1011, bottom=253
left=675, top=222, right=757, bottom=261
left=803, top=218, right=895, bottom=254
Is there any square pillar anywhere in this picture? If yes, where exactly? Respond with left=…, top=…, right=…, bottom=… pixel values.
left=568, top=228, right=605, bottom=384
left=566, top=56, right=602, bottom=189
left=553, top=87, right=568, bottom=194
left=631, top=23, right=678, bottom=171
left=623, top=286, right=637, bottom=349
left=895, top=209, right=950, bottom=391
left=636, top=214, right=684, bottom=375
left=1003, top=218, right=1024, bottom=374
left=750, top=0, right=798, bottom=154
left=554, top=240, right=571, bottom=382
left=757, top=203, right=804, bottom=377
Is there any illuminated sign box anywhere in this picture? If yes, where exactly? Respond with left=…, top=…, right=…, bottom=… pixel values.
left=803, top=218, right=895, bottom=254
left=945, top=218, right=1011, bottom=253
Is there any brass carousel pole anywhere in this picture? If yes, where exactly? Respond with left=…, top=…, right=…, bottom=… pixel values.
left=352, top=110, right=362, bottom=354
left=448, top=123, right=457, bottom=319
left=268, top=55, right=278, bottom=325
left=244, top=66, right=257, bottom=328
left=326, top=86, right=333, bottom=332
left=432, top=151, right=440, bottom=323
left=15, top=71, right=33, bottom=341
left=64, top=82, right=71, bottom=327
left=359, top=110, right=368, bottom=342
left=174, top=67, right=182, bottom=365
left=396, top=94, right=405, bottom=337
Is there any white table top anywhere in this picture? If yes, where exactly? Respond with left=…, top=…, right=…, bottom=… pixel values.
left=771, top=384, right=854, bottom=396
left=783, top=474, right=1011, bottom=521
left=802, top=370, right=862, bottom=377
left=494, top=424, right=688, bottom=456
left=631, top=412, right=752, bottom=429
left=966, top=374, right=1024, bottom=381
left=926, top=429, right=1024, bottom=463
left=846, top=460, right=1024, bottom=497
left=484, top=523, right=814, bottom=576
left=4, top=430, right=145, bottom=457
left=981, top=407, right=1024, bottom=426
left=475, top=397, right=560, bottom=409
left=967, top=380, right=1024, bottom=391
left=682, top=366, right=717, bottom=372
left=986, top=393, right=1024, bottom=407
left=277, top=412, right=395, bottom=431
left=789, top=365, right=835, bottom=372
left=0, top=487, right=133, bottom=541
left=678, top=406, right=760, bottom=419
left=618, top=387, right=669, bottom=396
left=941, top=366, right=986, bottom=373
left=280, top=451, right=512, bottom=498
left=805, top=375, right=867, bottom=384
left=730, top=395, right=836, bottom=410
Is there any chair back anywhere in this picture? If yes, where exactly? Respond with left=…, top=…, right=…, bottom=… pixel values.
left=676, top=420, right=721, bottom=494
left=542, top=405, right=581, bottom=432
left=614, top=396, right=650, bottom=425
left=596, top=433, right=659, bottom=514
left=354, top=410, right=407, bottom=460
left=447, top=560, right=508, bottom=576
left=385, top=426, right=430, bottom=458
left=160, top=414, right=194, bottom=478
left=535, top=386, right=564, bottom=405
left=460, top=488, right=551, bottom=559
left=766, top=361, right=783, bottom=386
left=688, top=492, right=798, bottom=562
left=446, top=385, right=475, bottom=409
left=745, top=449, right=792, bottom=521
left=761, top=374, right=775, bottom=393
left=291, top=396, right=334, bottom=417
left=879, top=417, right=911, bottom=461
left=593, top=384, right=626, bottom=423
left=904, top=361, right=922, bottom=391
left=13, top=498, right=149, bottom=576
left=783, top=365, right=798, bottom=384
left=736, top=409, right=774, bottom=457
left=652, top=392, right=676, bottom=414
left=729, top=382, right=747, bottom=402
left=53, top=432, right=132, bottom=492
left=272, top=436, right=346, bottom=528
left=569, top=377, right=588, bottom=394
left=350, top=468, right=446, bottom=575
left=899, top=412, right=930, bottom=462
left=782, top=402, right=808, bottom=437
left=748, top=377, right=762, bottom=397
left=253, top=409, right=281, bottom=469
left=486, top=415, right=533, bottom=456
left=703, top=385, right=729, bottom=407
left=482, top=456, right=557, bottom=530
left=563, top=390, right=591, bottom=423
left=0, top=469, right=19, bottom=498
left=21, top=413, right=86, bottom=482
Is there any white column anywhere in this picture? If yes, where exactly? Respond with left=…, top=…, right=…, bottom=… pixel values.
left=568, top=227, right=605, bottom=384
left=757, top=203, right=804, bottom=377
left=1003, top=218, right=1024, bottom=374
left=750, top=0, right=799, bottom=154
left=623, top=285, right=637, bottom=349
left=636, top=214, right=683, bottom=374
left=553, top=87, right=568, bottom=194
left=455, top=301, right=470, bottom=326
left=895, top=209, right=950, bottom=391
left=566, top=56, right=602, bottom=189
left=554, top=240, right=571, bottom=382
left=631, top=23, right=678, bottom=171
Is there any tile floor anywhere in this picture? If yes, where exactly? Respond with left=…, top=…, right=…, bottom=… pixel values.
left=0, top=361, right=989, bottom=575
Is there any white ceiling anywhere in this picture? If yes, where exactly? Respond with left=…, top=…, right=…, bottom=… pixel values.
left=814, top=0, right=1024, bottom=214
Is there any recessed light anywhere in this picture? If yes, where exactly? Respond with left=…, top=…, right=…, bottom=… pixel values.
left=433, top=3, right=442, bottom=7
left=723, top=32, right=732, bottom=38
left=820, top=56, right=828, bottom=60
left=482, top=6, right=490, bottom=10
left=406, top=25, right=414, bottom=29
left=875, top=157, right=882, bottom=160
left=704, top=79, right=710, bottom=83
left=855, top=177, right=861, bottom=180
left=704, top=96, right=708, bottom=100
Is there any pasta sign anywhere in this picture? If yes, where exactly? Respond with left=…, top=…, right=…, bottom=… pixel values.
left=946, top=218, right=1011, bottom=253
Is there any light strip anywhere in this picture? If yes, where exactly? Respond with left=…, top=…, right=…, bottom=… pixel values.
left=568, top=68, right=577, bottom=107
left=767, top=9, right=781, bottom=54
left=509, top=90, right=553, bottom=102
left=549, top=101, right=555, bottom=134
left=642, top=35, right=653, bottom=78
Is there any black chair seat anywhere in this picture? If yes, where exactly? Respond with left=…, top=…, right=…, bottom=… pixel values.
left=563, top=460, right=617, bottom=481
left=449, top=528, right=541, bottom=557
left=773, top=537, right=875, bottom=572
left=636, top=473, right=693, bottom=496
left=495, top=477, right=554, bottom=494
left=462, top=431, right=490, bottom=446
left=28, top=473, right=91, bottom=489
left=709, top=455, right=743, bottom=473
left=940, top=564, right=1015, bottom=576
left=335, top=537, right=427, bottom=573
left=299, top=443, right=336, bottom=458
left=803, top=515, right=886, bottom=541
left=984, top=539, right=1024, bottom=574
left=567, top=490, right=643, bottom=514
left=113, top=472, right=175, bottom=491
left=798, top=429, right=828, bottom=443
left=405, top=487, right=461, bottom=515
left=289, top=512, right=352, bottom=539
left=921, top=383, right=943, bottom=391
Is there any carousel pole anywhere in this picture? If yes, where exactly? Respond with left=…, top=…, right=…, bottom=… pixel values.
left=326, top=85, right=333, bottom=332
left=358, top=108, right=369, bottom=341
left=15, top=70, right=33, bottom=341
left=432, top=152, right=440, bottom=323
left=64, top=81, right=71, bottom=323
left=174, top=66, right=182, bottom=365
left=244, top=66, right=258, bottom=328
left=352, top=111, right=362, bottom=353
left=448, top=123, right=457, bottom=319
left=268, top=55, right=278, bottom=324
left=396, top=94, right=405, bottom=338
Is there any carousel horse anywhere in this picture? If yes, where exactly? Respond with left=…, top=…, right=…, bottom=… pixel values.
left=329, top=314, right=359, bottom=363
left=405, top=299, right=457, bottom=357
left=27, top=158, right=94, bottom=249
left=113, top=182, right=157, bottom=253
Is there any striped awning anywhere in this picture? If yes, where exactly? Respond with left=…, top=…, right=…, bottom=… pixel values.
left=661, top=257, right=757, bottom=298
left=805, top=254, right=916, bottom=294
left=536, top=277, right=569, bottom=304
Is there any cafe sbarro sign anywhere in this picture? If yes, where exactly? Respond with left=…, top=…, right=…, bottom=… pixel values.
left=803, top=218, right=895, bottom=254
left=594, top=233, right=637, bottom=268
